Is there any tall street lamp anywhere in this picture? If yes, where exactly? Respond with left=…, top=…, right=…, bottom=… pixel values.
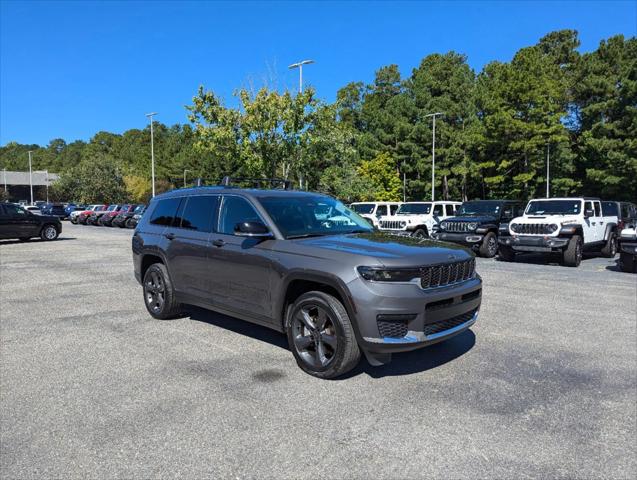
left=27, top=150, right=34, bottom=204
left=425, top=112, right=444, bottom=201
left=145, top=112, right=158, bottom=197
left=288, top=59, right=315, bottom=93
left=3, top=168, right=7, bottom=193
left=546, top=144, right=551, bottom=198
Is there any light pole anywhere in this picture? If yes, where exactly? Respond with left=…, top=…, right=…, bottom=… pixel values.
left=424, top=112, right=444, bottom=201
left=2, top=168, right=6, bottom=193
left=45, top=170, right=49, bottom=203
left=27, top=151, right=34, bottom=204
left=145, top=112, right=158, bottom=197
left=546, top=144, right=550, bottom=198
left=183, top=169, right=191, bottom=188
left=288, top=59, right=315, bottom=93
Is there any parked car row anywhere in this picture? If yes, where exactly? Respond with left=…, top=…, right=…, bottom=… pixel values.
left=352, top=198, right=637, bottom=272
left=71, top=203, right=146, bottom=229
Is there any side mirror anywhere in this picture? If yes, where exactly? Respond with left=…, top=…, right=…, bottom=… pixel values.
left=584, top=209, right=594, bottom=218
left=234, top=221, right=273, bottom=238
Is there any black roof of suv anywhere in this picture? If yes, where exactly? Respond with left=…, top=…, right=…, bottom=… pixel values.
left=132, top=185, right=482, bottom=378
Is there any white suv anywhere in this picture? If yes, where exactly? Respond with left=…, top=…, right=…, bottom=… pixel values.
left=377, top=201, right=461, bottom=238
left=498, top=197, right=619, bottom=267
left=350, top=202, right=402, bottom=228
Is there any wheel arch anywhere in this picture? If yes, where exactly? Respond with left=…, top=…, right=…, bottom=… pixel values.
left=604, top=222, right=617, bottom=240
left=277, top=271, right=362, bottom=340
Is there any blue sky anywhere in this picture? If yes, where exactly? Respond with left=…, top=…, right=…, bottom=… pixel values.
left=1, top=0, right=635, bottom=146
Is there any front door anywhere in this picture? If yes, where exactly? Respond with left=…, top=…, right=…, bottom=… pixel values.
left=207, top=195, right=274, bottom=320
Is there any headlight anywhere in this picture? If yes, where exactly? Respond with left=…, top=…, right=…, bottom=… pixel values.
left=548, top=224, right=558, bottom=233
left=511, top=223, right=519, bottom=233
left=467, top=222, right=478, bottom=230
left=357, top=266, right=418, bottom=282
left=399, top=221, right=406, bottom=228
left=440, top=222, right=448, bottom=230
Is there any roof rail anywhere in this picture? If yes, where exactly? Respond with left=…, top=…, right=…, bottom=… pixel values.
left=220, top=176, right=294, bottom=190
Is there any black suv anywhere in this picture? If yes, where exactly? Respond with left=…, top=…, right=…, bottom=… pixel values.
left=132, top=183, right=482, bottom=378
left=434, top=200, right=525, bottom=257
left=0, top=203, right=62, bottom=241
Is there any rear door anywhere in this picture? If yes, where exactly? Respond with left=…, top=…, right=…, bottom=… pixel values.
left=206, top=195, right=274, bottom=319
left=164, top=195, right=219, bottom=298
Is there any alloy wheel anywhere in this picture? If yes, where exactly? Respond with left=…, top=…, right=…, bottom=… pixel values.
left=44, top=226, right=57, bottom=240
left=488, top=236, right=497, bottom=256
left=291, top=304, right=338, bottom=369
left=144, top=271, right=165, bottom=313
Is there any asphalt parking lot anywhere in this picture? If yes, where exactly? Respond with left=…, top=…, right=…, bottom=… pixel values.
left=1, top=223, right=636, bottom=479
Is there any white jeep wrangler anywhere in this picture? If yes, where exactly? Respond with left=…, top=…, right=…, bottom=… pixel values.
left=498, top=197, right=619, bottom=267
left=377, top=201, right=461, bottom=238
left=350, top=202, right=402, bottom=228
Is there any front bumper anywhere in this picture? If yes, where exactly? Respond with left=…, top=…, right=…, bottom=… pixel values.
left=498, top=235, right=569, bottom=252
left=347, top=275, right=482, bottom=354
left=437, top=231, right=484, bottom=246
left=619, top=241, right=637, bottom=255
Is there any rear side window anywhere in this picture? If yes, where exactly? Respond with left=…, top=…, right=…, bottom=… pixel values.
left=445, top=205, right=454, bottom=216
left=433, top=205, right=444, bottom=216
left=218, top=196, right=261, bottom=234
left=149, top=198, right=181, bottom=226
left=390, top=204, right=400, bottom=215
left=602, top=202, right=619, bottom=217
left=594, top=202, right=601, bottom=217
left=179, top=195, right=219, bottom=232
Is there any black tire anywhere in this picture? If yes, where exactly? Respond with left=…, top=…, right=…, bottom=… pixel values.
left=286, top=291, right=361, bottom=379
left=498, top=245, right=516, bottom=262
left=601, top=232, right=617, bottom=258
left=412, top=228, right=428, bottom=239
left=619, top=252, right=637, bottom=273
left=562, top=235, right=582, bottom=267
left=479, top=232, right=498, bottom=258
left=142, top=263, right=182, bottom=319
left=70, top=217, right=78, bottom=224
left=125, top=218, right=136, bottom=229
left=40, top=224, right=59, bottom=241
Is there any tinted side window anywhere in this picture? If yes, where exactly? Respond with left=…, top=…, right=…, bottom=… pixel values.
left=149, top=198, right=181, bottom=226
left=377, top=205, right=388, bottom=216
left=219, top=196, right=261, bottom=235
left=3, top=204, right=26, bottom=216
left=433, top=205, right=444, bottom=216
left=594, top=202, right=601, bottom=217
left=445, top=205, right=454, bottom=216
left=179, top=195, right=219, bottom=232
left=390, top=204, right=400, bottom=215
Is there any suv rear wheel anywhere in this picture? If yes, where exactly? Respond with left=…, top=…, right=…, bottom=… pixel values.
left=479, top=232, right=498, bottom=258
left=287, top=291, right=360, bottom=379
left=562, top=235, right=582, bottom=267
left=143, top=263, right=182, bottom=319
left=601, top=232, right=617, bottom=258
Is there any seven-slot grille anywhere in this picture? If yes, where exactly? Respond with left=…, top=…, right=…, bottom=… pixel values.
left=444, top=221, right=474, bottom=232
left=379, top=220, right=404, bottom=230
left=420, top=258, right=475, bottom=289
left=510, top=223, right=554, bottom=235
left=423, top=309, right=478, bottom=336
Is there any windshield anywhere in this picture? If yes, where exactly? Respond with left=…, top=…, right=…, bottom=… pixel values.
left=458, top=201, right=502, bottom=216
left=134, top=205, right=145, bottom=213
left=526, top=200, right=581, bottom=215
left=351, top=203, right=375, bottom=214
left=259, top=195, right=373, bottom=239
left=107, top=205, right=118, bottom=211
left=397, top=203, right=431, bottom=215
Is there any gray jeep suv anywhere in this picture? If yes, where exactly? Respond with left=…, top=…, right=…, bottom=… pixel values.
left=132, top=185, right=482, bottom=378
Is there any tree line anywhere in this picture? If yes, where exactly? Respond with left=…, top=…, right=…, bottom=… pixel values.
left=1, top=30, right=634, bottom=204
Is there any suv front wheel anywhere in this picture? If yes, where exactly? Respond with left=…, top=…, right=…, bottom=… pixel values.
left=287, top=291, right=361, bottom=379
left=143, top=263, right=183, bottom=319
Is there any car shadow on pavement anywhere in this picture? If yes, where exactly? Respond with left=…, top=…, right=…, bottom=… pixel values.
left=344, top=329, right=476, bottom=379
left=497, top=252, right=600, bottom=267
left=186, top=306, right=289, bottom=349
left=0, top=237, right=76, bottom=246
left=186, top=305, right=476, bottom=379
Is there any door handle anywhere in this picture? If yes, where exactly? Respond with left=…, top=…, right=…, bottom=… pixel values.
left=212, top=239, right=226, bottom=247
left=164, top=232, right=175, bottom=240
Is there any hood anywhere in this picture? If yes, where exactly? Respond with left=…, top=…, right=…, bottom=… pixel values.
left=512, top=214, right=578, bottom=224
left=290, top=231, right=473, bottom=267
left=444, top=215, right=498, bottom=224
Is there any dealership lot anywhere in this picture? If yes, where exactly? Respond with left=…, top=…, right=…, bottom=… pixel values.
left=1, top=223, right=635, bottom=478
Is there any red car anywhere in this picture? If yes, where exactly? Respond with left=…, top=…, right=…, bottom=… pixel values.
left=75, top=205, right=107, bottom=224
left=99, top=204, right=133, bottom=226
